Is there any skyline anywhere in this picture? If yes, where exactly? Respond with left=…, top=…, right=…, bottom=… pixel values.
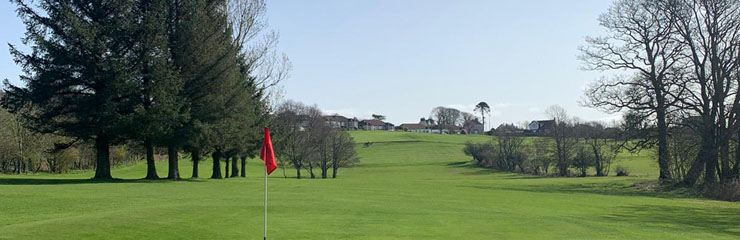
left=1, top=0, right=621, bottom=129
left=266, top=0, right=620, bottom=128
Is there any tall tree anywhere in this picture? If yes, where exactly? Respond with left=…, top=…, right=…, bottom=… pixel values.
left=546, top=105, right=579, bottom=176
left=273, top=100, right=315, bottom=179
left=668, top=0, right=740, bottom=185
left=474, top=102, right=491, bottom=130
left=330, top=130, right=359, bottom=178
left=582, top=122, right=619, bottom=177
left=3, top=0, right=139, bottom=179
left=167, top=0, right=242, bottom=180
left=132, top=0, right=186, bottom=179
left=581, top=0, right=685, bottom=182
left=226, top=0, right=288, bottom=179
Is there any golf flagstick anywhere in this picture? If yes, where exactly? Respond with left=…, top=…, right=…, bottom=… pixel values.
left=260, top=127, right=277, bottom=240
left=264, top=164, right=267, bottom=240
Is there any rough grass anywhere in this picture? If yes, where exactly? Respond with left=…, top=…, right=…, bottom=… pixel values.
left=1, top=131, right=739, bottom=239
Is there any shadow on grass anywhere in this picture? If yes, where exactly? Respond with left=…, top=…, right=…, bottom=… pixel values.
left=449, top=160, right=704, bottom=199
left=0, top=177, right=206, bottom=185
left=446, top=161, right=469, bottom=166
left=603, top=204, right=740, bottom=237
left=361, top=140, right=465, bottom=147
left=464, top=180, right=695, bottom=199
left=448, top=161, right=547, bottom=179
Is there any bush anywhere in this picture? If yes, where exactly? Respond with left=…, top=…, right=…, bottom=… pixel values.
left=47, top=147, right=80, bottom=173
left=463, top=142, right=495, bottom=168
left=110, top=145, right=133, bottom=166
left=615, top=165, right=629, bottom=176
left=701, top=180, right=740, bottom=201
left=572, top=144, right=595, bottom=177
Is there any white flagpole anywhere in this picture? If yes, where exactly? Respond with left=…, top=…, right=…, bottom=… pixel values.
left=264, top=165, right=268, bottom=240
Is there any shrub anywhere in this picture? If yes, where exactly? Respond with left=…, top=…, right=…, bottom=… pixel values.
left=110, top=145, right=131, bottom=166
left=700, top=180, right=740, bottom=202
left=572, top=144, right=595, bottom=177
left=615, top=165, right=629, bottom=176
left=47, top=147, right=80, bottom=173
left=463, top=142, right=495, bottom=168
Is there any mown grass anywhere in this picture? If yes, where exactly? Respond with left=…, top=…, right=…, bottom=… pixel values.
left=1, top=131, right=739, bottom=239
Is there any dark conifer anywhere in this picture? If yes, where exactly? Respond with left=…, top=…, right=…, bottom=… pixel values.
left=3, top=0, right=140, bottom=179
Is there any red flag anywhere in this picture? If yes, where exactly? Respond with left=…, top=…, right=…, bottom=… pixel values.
left=260, top=127, right=277, bottom=175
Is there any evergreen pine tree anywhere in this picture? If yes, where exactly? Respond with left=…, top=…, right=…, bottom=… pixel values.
left=132, top=0, right=187, bottom=180
left=3, top=0, right=140, bottom=179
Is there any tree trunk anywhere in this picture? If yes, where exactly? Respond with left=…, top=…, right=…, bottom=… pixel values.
left=144, top=139, right=158, bottom=179
left=684, top=132, right=712, bottom=185
left=332, top=166, right=338, bottom=178
left=733, top=131, right=740, bottom=175
left=224, top=155, right=230, bottom=178
left=308, top=161, right=315, bottom=179
left=167, top=145, right=180, bottom=180
left=481, top=113, right=485, bottom=133
left=211, top=150, right=222, bottom=179
left=240, top=156, right=246, bottom=178
left=704, top=134, right=718, bottom=184
left=93, top=136, right=112, bottom=179
left=230, top=156, right=239, bottom=178
left=593, top=144, right=604, bottom=177
left=655, top=106, right=672, bottom=182
left=295, top=166, right=301, bottom=179
left=705, top=152, right=718, bottom=184
left=191, top=148, right=200, bottom=179
left=719, top=132, right=731, bottom=183
left=321, top=164, right=328, bottom=179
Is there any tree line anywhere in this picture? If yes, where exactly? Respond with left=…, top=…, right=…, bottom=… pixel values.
left=270, top=100, right=359, bottom=179
left=464, top=105, right=623, bottom=177
left=0, top=0, right=290, bottom=180
left=0, top=102, right=141, bottom=173
left=415, top=104, right=490, bottom=133
left=581, top=0, right=740, bottom=186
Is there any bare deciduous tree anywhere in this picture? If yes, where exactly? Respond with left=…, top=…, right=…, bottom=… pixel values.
left=330, top=130, right=359, bottom=178
left=580, top=0, right=685, bottom=182
left=546, top=105, right=579, bottom=176
left=582, top=122, right=620, bottom=177
left=431, top=106, right=462, bottom=132
left=667, top=0, right=740, bottom=185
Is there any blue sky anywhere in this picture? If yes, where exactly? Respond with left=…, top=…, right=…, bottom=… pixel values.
left=1, top=0, right=619, bottom=129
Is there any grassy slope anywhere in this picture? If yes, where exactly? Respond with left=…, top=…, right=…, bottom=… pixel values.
left=0, top=131, right=739, bottom=239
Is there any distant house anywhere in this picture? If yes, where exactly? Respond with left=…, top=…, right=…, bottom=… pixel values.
left=528, top=119, right=555, bottom=135
left=323, top=114, right=358, bottom=129
left=419, top=118, right=435, bottom=127
left=399, top=123, right=429, bottom=133
left=463, top=119, right=485, bottom=134
left=399, top=118, right=444, bottom=133
left=360, top=119, right=394, bottom=131
left=384, top=122, right=395, bottom=131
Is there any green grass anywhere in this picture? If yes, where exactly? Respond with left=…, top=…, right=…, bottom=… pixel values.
left=1, top=131, right=739, bottom=239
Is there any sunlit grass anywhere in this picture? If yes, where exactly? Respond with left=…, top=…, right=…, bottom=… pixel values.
left=0, top=131, right=738, bottom=239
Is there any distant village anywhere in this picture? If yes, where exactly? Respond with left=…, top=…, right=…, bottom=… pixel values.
left=322, top=113, right=555, bottom=136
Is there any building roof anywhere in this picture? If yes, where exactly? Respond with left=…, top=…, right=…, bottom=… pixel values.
left=465, top=118, right=483, bottom=125
left=531, top=120, right=555, bottom=130
left=400, top=123, right=426, bottom=130
left=360, top=119, right=386, bottom=126
left=323, top=114, right=349, bottom=122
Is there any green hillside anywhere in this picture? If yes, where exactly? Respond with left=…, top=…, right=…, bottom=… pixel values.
left=1, top=131, right=739, bottom=239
